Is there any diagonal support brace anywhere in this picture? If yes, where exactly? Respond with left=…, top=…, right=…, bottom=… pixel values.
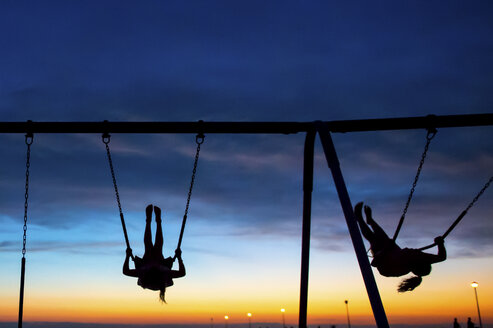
left=316, top=121, right=389, bottom=328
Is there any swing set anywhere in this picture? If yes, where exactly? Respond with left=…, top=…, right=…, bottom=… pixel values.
left=392, top=127, right=493, bottom=250
left=102, top=126, right=205, bottom=264
left=3, top=113, right=493, bottom=328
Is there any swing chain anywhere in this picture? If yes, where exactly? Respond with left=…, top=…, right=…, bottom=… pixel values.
left=418, top=175, right=493, bottom=251
left=196, top=132, right=205, bottom=145
left=102, top=133, right=124, bottom=220
left=183, top=133, right=204, bottom=221
left=393, top=128, right=437, bottom=241
left=102, top=132, right=135, bottom=260
left=465, top=176, right=493, bottom=213
left=102, top=132, right=111, bottom=145
left=22, top=133, right=33, bottom=257
left=426, top=128, right=437, bottom=141
left=401, top=128, right=437, bottom=220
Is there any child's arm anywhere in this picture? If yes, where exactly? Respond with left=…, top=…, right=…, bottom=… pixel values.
left=171, top=249, right=186, bottom=278
left=123, top=248, right=139, bottom=277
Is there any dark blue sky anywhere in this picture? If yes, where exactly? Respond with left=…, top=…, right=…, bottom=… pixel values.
left=1, top=0, right=492, bottom=247
left=2, top=1, right=492, bottom=122
left=0, top=2, right=493, bottom=315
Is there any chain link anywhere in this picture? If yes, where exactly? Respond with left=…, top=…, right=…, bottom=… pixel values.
left=393, top=128, right=437, bottom=241
left=418, top=175, right=493, bottom=251
left=102, top=133, right=135, bottom=259
left=183, top=134, right=204, bottom=220
left=103, top=134, right=123, bottom=219
left=22, top=133, right=33, bottom=257
left=401, top=129, right=436, bottom=219
left=465, top=176, right=493, bottom=213
left=175, top=132, right=205, bottom=253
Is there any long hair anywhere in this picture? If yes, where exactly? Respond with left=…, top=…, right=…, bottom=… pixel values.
left=159, top=288, right=167, bottom=303
left=397, top=275, right=422, bottom=292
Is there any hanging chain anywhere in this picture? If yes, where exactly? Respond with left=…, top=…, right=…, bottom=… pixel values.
left=183, top=133, right=204, bottom=221
left=102, top=133, right=134, bottom=259
left=464, top=176, right=493, bottom=213
left=175, top=131, right=205, bottom=254
left=393, top=128, right=437, bottom=241
left=102, top=133, right=124, bottom=218
left=22, top=133, right=33, bottom=257
left=418, top=175, right=493, bottom=251
left=400, top=128, right=437, bottom=220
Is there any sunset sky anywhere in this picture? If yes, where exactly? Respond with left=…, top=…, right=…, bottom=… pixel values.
left=1, top=1, right=493, bottom=327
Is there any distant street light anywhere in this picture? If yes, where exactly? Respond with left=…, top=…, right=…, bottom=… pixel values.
left=344, top=300, right=351, bottom=328
left=247, top=313, right=252, bottom=328
left=471, top=282, right=483, bottom=328
left=280, top=309, right=286, bottom=328
left=211, top=317, right=214, bottom=328
left=224, top=315, right=229, bottom=328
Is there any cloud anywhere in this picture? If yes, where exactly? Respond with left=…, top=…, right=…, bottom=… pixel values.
left=1, top=1, right=492, bottom=266
left=0, top=240, right=121, bottom=254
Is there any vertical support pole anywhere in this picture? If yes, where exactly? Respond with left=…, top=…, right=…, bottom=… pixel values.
left=298, top=130, right=316, bottom=328
left=18, top=257, right=26, bottom=328
left=315, top=122, right=389, bottom=328
left=473, top=287, right=483, bottom=328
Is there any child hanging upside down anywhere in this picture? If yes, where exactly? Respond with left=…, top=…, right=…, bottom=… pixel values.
left=354, top=202, right=446, bottom=292
left=123, top=204, right=186, bottom=302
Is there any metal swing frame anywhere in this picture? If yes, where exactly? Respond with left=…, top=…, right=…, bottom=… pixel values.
left=4, top=113, right=493, bottom=328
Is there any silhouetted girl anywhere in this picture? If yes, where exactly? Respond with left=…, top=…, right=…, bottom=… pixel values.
left=354, top=202, right=446, bottom=292
left=123, top=205, right=185, bottom=302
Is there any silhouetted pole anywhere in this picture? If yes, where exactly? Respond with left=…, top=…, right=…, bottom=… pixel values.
left=2, top=114, right=493, bottom=134
left=247, top=313, right=252, bottom=328
left=281, top=308, right=286, bottom=328
left=224, top=315, right=229, bottom=328
left=471, top=282, right=483, bottom=328
left=18, top=258, right=26, bottom=328
left=316, top=122, right=389, bottom=328
left=19, top=132, right=33, bottom=328
left=344, top=300, right=351, bottom=328
left=299, top=130, right=316, bottom=328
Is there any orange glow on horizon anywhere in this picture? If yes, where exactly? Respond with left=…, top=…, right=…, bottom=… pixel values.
left=1, top=251, right=492, bottom=325
left=2, top=288, right=492, bottom=326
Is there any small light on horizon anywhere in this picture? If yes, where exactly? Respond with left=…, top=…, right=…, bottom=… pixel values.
left=281, top=308, right=285, bottom=313
left=225, top=316, right=229, bottom=320
left=247, top=313, right=252, bottom=317
left=471, top=281, right=479, bottom=288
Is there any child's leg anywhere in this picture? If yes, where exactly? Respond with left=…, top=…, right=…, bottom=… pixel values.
left=144, top=205, right=153, bottom=255
left=364, top=205, right=390, bottom=240
left=154, top=206, right=164, bottom=254
left=363, top=205, right=392, bottom=253
left=354, top=202, right=375, bottom=242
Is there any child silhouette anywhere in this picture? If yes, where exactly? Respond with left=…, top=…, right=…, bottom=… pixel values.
left=354, top=202, right=446, bottom=292
left=123, top=205, right=185, bottom=302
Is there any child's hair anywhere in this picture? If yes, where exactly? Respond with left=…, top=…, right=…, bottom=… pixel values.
left=397, top=275, right=422, bottom=292
left=159, top=288, right=167, bottom=303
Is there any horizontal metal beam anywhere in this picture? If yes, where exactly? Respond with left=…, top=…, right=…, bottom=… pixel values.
left=0, top=113, right=492, bottom=134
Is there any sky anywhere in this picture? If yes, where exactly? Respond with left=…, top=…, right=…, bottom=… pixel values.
left=1, top=0, right=493, bottom=327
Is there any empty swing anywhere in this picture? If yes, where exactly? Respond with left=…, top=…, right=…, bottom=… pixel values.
left=102, top=130, right=205, bottom=302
